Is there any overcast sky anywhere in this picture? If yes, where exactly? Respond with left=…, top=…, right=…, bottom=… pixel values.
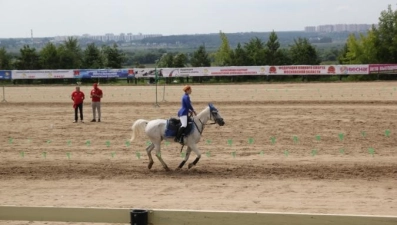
left=0, top=0, right=394, bottom=38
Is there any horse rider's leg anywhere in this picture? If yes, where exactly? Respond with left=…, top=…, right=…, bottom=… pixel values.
left=146, top=143, right=155, bottom=169
left=188, top=144, right=201, bottom=169
left=154, top=144, right=170, bottom=171
left=177, top=146, right=192, bottom=169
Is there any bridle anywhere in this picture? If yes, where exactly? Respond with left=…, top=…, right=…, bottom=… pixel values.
left=180, top=110, right=221, bottom=152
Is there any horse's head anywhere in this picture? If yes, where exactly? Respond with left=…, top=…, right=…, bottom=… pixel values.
left=208, top=103, right=225, bottom=126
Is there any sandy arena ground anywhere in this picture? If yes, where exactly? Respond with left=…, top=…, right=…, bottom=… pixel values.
left=0, top=82, right=396, bottom=224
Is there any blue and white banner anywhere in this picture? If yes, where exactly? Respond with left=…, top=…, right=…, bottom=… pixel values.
left=0, top=71, right=11, bottom=80
left=73, top=69, right=135, bottom=78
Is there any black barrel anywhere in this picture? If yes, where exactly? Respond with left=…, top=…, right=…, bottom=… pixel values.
left=130, top=209, right=148, bottom=225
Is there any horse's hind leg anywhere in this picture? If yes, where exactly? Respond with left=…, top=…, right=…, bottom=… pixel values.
left=146, top=143, right=155, bottom=169
left=154, top=144, right=170, bottom=171
left=177, top=147, right=192, bottom=169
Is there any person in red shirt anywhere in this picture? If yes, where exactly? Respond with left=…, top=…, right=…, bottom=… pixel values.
left=90, top=83, right=103, bottom=122
left=71, top=86, right=85, bottom=123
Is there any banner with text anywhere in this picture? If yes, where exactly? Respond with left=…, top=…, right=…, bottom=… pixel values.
left=12, top=70, right=74, bottom=79
left=267, top=65, right=337, bottom=75
left=369, top=64, right=397, bottom=74
left=201, top=66, right=266, bottom=76
left=73, top=69, right=134, bottom=79
left=0, top=71, right=11, bottom=80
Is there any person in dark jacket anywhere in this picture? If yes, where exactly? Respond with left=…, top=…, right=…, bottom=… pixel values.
left=175, top=85, right=196, bottom=144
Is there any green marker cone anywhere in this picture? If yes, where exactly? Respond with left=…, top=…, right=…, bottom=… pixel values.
left=136, top=152, right=141, bottom=159
left=66, top=152, right=71, bottom=159
left=270, top=137, right=276, bottom=144
left=125, top=141, right=130, bottom=147
left=206, top=151, right=211, bottom=157
left=231, top=151, right=236, bottom=158
left=338, top=133, right=344, bottom=141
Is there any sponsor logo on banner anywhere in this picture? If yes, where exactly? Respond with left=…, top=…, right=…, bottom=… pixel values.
left=339, top=65, right=368, bottom=74
left=327, top=66, right=336, bottom=74
left=369, top=64, right=397, bottom=74
left=133, top=68, right=163, bottom=78
left=0, top=71, right=11, bottom=80
left=12, top=70, right=74, bottom=79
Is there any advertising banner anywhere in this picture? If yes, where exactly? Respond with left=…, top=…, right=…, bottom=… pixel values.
left=12, top=70, right=75, bottom=79
left=267, top=65, right=337, bottom=75
left=202, top=66, right=266, bottom=76
left=369, top=64, right=397, bottom=74
left=337, top=65, right=369, bottom=75
left=73, top=69, right=134, bottom=78
left=0, top=71, right=11, bottom=80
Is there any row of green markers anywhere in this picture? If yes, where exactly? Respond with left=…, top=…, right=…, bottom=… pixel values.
left=9, top=130, right=391, bottom=159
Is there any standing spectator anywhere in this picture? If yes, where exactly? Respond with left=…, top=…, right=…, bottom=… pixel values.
left=90, top=83, right=103, bottom=122
left=71, top=86, right=85, bottom=123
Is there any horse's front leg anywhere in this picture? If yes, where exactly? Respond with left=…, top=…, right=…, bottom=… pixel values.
left=154, top=144, right=170, bottom=171
left=146, top=143, right=155, bottom=169
left=188, top=144, right=201, bottom=169
left=177, top=147, right=192, bottom=169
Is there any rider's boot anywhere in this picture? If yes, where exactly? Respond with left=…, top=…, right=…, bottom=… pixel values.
left=174, top=127, right=186, bottom=144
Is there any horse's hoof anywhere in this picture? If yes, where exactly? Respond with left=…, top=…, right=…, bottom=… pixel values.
left=188, top=163, right=194, bottom=169
left=148, top=162, right=154, bottom=169
left=164, top=167, right=171, bottom=172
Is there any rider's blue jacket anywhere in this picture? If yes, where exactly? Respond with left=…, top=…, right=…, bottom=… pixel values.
left=178, top=93, right=195, bottom=116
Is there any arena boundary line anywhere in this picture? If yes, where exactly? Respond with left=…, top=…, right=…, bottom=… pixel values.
left=1, top=206, right=397, bottom=224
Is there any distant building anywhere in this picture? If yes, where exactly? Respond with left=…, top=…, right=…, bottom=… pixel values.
left=304, top=26, right=316, bottom=32
left=305, top=24, right=375, bottom=32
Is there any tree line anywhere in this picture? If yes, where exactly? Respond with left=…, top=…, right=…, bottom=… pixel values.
left=0, top=38, right=125, bottom=70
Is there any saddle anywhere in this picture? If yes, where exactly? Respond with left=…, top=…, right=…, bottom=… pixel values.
left=165, top=117, right=194, bottom=138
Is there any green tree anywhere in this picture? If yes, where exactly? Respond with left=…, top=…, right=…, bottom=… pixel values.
left=39, top=42, right=59, bottom=69
left=15, top=45, right=41, bottom=69
left=244, top=37, right=266, bottom=66
left=190, top=45, right=211, bottom=67
left=214, top=31, right=232, bottom=66
left=58, top=37, right=82, bottom=69
left=0, top=47, right=12, bottom=70
left=264, top=31, right=284, bottom=65
left=289, top=38, right=320, bottom=65
left=372, top=4, right=397, bottom=63
left=340, top=33, right=378, bottom=64
left=82, top=43, right=104, bottom=69
left=102, top=43, right=125, bottom=68
left=157, top=53, right=174, bottom=67
left=173, top=53, right=188, bottom=67
left=230, top=43, right=247, bottom=66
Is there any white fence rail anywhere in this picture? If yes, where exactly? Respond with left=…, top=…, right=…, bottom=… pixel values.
left=1, top=206, right=397, bottom=225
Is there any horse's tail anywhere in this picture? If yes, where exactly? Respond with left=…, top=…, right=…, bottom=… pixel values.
left=130, top=119, right=149, bottom=142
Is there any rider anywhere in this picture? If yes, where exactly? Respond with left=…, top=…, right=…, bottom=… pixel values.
left=175, top=85, right=196, bottom=144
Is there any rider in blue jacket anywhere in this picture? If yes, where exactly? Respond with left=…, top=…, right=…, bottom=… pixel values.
left=175, top=85, right=196, bottom=144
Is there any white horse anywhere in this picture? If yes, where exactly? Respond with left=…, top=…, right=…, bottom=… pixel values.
left=130, top=103, right=225, bottom=171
